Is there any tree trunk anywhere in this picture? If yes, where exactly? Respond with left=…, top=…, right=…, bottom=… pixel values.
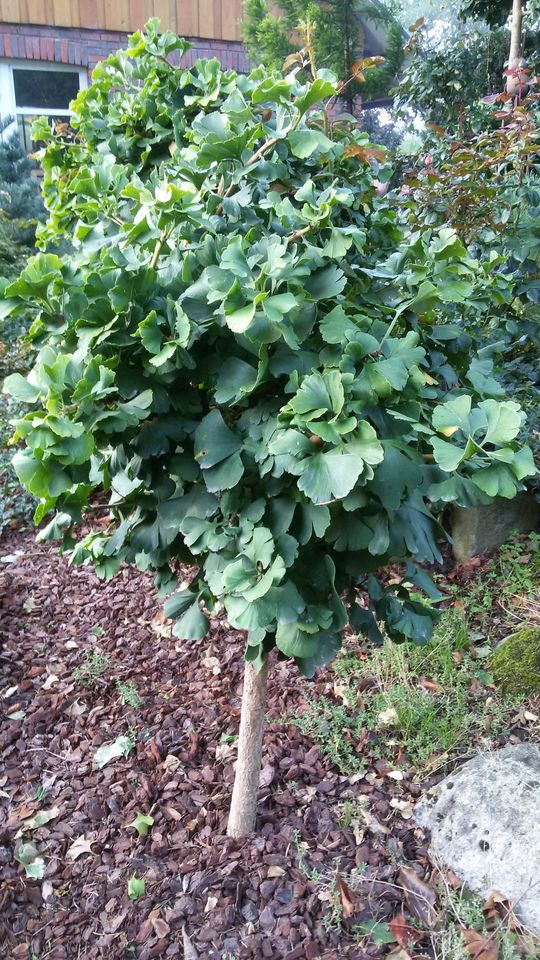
left=509, top=0, right=524, bottom=68
left=227, top=658, right=269, bottom=838
left=507, top=0, right=526, bottom=95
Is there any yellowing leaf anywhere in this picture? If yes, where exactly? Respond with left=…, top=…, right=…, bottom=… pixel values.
left=439, top=425, right=460, bottom=437
left=93, top=735, right=134, bottom=770
left=20, top=805, right=61, bottom=833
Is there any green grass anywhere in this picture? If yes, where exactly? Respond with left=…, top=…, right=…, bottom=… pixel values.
left=432, top=885, right=540, bottom=960
left=287, top=608, right=523, bottom=776
left=444, top=533, right=540, bottom=636
left=74, top=648, right=110, bottom=686
left=116, top=679, right=142, bottom=709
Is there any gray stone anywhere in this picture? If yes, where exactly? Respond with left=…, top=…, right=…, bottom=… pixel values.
left=415, top=743, right=540, bottom=933
left=451, top=493, right=539, bottom=562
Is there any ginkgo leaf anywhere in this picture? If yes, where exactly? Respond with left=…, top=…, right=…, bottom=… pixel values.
left=128, top=873, right=146, bottom=900
left=15, top=841, right=46, bottom=878
left=93, top=735, right=134, bottom=770
left=24, top=857, right=46, bottom=879
left=127, top=813, right=154, bottom=837
left=17, top=805, right=61, bottom=837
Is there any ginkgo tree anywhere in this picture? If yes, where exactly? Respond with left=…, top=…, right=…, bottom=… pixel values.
left=2, top=20, right=535, bottom=837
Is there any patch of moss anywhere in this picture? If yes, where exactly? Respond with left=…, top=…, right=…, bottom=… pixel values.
left=490, top=627, right=540, bottom=694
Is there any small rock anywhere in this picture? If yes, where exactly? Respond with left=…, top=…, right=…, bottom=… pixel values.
left=451, top=494, right=540, bottom=562
left=415, top=743, right=540, bottom=933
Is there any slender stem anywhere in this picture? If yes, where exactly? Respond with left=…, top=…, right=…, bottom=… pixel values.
left=220, top=136, right=281, bottom=204
left=149, top=227, right=170, bottom=270
left=285, top=224, right=312, bottom=246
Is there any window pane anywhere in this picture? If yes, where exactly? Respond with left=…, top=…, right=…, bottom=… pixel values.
left=13, top=69, right=80, bottom=110
left=17, top=115, right=73, bottom=153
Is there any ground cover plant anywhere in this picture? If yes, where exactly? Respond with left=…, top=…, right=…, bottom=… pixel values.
left=1, top=19, right=536, bottom=839
left=287, top=533, right=540, bottom=777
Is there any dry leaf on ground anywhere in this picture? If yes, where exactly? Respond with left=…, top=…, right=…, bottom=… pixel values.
left=336, top=875, right=363, bottom=919
left=399, top=866, right=437, bottom=926
left=461, top=927, right=499, bottom=960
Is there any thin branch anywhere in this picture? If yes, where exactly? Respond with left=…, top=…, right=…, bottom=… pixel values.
left=286, top=224, right=312, bottom=245
left=149, top=227, right=170, bottom=270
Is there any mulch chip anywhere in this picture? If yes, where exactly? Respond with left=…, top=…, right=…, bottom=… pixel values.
left=0, top=530, right=520, bottom=959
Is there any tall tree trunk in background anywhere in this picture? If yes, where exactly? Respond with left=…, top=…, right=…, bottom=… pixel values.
left=506, top=0, right=526, bottom=95
left=343, top=0, right=354, bottom=114
left=227, top=658, right=269, bottom=838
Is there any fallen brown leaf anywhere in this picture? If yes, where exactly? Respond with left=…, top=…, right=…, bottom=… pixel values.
left=389, top=913, right=425, bottom=948
left=386, top=949, right=413, bottom=960
left=336, top=875, right=363, bottom=919
left=483, top=890, right=522, bottom=933
left=399, top=866, right=437, bottom=927
left=66, top=835, right=95, bottom=861
left=418, top=678, right=444, bottom=693
left=461, top=927, right=498, bottom=960
left=135, top=918, right=153, bottom=943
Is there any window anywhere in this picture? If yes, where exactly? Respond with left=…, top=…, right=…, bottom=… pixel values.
left=0, top=61, right=87, bottom=151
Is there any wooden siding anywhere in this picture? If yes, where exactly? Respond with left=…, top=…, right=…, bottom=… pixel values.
left=0, top=0, right=244, bottom=41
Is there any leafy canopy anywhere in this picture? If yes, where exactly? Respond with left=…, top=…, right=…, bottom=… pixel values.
left=2, top=20, right=535, bottom=675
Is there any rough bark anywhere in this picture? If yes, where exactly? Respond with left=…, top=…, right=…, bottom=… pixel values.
left=227, top=658, right=269, bottom=839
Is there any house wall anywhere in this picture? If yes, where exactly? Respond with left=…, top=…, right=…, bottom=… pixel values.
left=0, top=1, right=244, bottom=42
left=0, top=21, right=250, bottom=75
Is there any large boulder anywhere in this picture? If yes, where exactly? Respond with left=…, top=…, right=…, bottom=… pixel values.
left=490, top=627, right=540, bottom=695
left=451, top=493, right=539, bottom=562
left=415, top=743, right=540, bottom=933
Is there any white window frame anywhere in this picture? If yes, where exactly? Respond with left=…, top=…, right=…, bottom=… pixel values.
left=0, top=59, right=88, bottom=144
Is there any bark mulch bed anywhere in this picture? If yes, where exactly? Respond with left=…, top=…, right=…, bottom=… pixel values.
left=0, top=531, right=533, bottom=960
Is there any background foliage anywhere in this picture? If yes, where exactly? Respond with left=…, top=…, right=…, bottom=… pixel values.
left=242, top=0, right=405, bottom=106
left=0, top=118, right=43, bottom=533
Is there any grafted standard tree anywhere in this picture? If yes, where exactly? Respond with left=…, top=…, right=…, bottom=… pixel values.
left=3, top=20, right=535, bottom=836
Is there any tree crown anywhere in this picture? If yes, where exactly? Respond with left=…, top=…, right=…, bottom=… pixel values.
left=2, top=19, right=535, bottom=674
